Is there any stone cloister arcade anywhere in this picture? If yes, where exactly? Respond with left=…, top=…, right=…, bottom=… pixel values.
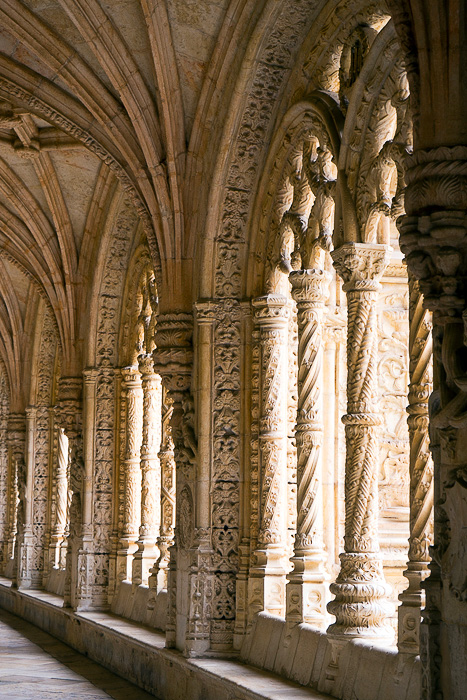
left=0, top=2, right=464, bottom=699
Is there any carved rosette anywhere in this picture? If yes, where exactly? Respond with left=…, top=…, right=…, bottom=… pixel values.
left=286, top=269, right=330, bottom=627
left=327, top=243, right=393, bottom=641
left=121, top=366, right=143, bottom=542
left=398, top=274, right=434, bottom=653
left=399, top=146, right=467, bottom=697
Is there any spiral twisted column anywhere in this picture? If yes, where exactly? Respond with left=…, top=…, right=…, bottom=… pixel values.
left=149, top=387, right=175, bottom=595
left=16, top=406, right=37, bottom=588
left=399, top=144, right=467, bottom=697
left=286, top=269, right=330, bottom=628
left=6, top=414, right=25, bottom=583
left=59, top=376, right=84, bottom=608
left=133, top=353, right=162, bottom=586
left=50, top=425, right=68, bottom=569
left=398, top=274, right=433, bottom=653
left=248, top=295, right=289, bottom=618
left=327, top=243, right=393, bottom=642
left=117, top=366, right=143, bottom=583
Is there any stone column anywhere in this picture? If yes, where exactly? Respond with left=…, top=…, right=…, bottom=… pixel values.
left=60, top=376, right=83, bottom=608
left=399, top=145, right=467, bottom=699
left=133, top=353, right=162, bottom=586
left=249, top=295, right=289, bottom=618
left=327, top=242, right=393, bottom=642
left=17, top=406, right=36, bottom=588
left=50, top=426, right=69, bottom=568
left=117, top=366, right=143, bottom=583
left=398, top=274, right=433, bottom=653
left=234, top=302, right=254, bottom=647
left=286, top=269, right=331, bottom=627
left=154, top=312, right=213, bottom=656
left=7, top=414, right=25, bottom=583
left=148, top=386, right=175, bottom=596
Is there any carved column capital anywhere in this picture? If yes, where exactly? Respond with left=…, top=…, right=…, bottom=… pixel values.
left=25, top=406, right=37, bottom=421
left=121, top=365, right=141, bottom=386
left=83, top=368, right=99, bottom=384
left=400, top=147, right=467, bottom=321
left=331, top=242, right=391, bottom=292
left=289, top=268, right=331, bottom=304
left=137, top=352, right=155, bottom=377
left=194, top=301, right=218, bottom=324
left=7, top=413, right=26, bottom=448
left=58, top=376, right=82, bottom=438
left=153, top=313, right=193, bottom=397
left=252, top=294, right=288, bottom=328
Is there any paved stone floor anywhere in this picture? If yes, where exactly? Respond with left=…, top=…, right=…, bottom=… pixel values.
left=0, top=608, right=159, bottom=699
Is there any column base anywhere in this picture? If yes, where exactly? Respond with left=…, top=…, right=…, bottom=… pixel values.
left=248, top=547, right=287, bottom=620
left=17, top=536, right=34, bottom=589
left=397, top=565, right=428, bottom=653
left=132, top=541, right=159, bottom=587
left=286, top=579, right=329, bottom=628
left=327, top=552, right=394, bottom=643
left=180, top=544, right=214, bottom=657
left=116, top=539, right=138, bottom=584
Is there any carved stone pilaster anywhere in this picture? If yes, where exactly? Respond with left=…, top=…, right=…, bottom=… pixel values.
left=58, top=376, right=83, bottom=608
left=249, top=295, right=289, bottom=619
left=327, top=243, right=393, bottom=642
left=154, top=313, right=212, bottom=656
left=117, top=366, right=143, bottom=583
left=50, top=425, right=68, bottom=569
left=149, top=387, right=175, bottom=597
left=7, top=414, right=25, bottom=585
left=398, top=274, right=434, bottom=653
left=399, top=146, right=467, bottom=698
left=16, top=407, right=37, bottom=589
left=133, top=353, right=162, bottom=586
left=286, top=269, right=331, bottom=628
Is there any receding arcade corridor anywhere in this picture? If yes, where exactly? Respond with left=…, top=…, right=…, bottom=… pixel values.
left=0, top=609, right=157, bottom=700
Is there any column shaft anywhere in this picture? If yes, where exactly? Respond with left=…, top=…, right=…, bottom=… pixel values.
left=117, top=366, right=143, bottom=583
left=328, top=243, right=393, bottom=642
left=398, top=274, right=433, bottom=653
left=249, top=294, right=288, bottom=618
left=286, top=269, right=330, bottom=627
left=133, top=354, right=162, bottom=586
